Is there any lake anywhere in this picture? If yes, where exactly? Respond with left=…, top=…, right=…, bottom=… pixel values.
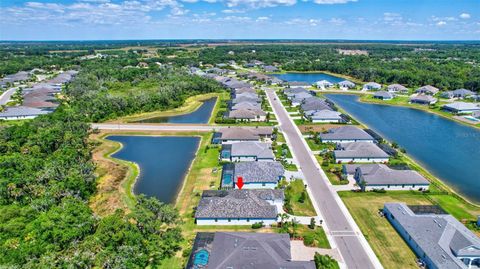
left=272, top=72, right=345, bottom=84
left=137, top=97, right=217, bottom=124
left=326, top=94, right=480, bottom=204
left=107, top=135, right=200, bottom=203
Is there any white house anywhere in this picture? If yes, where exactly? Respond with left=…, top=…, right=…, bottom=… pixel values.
left=221, top=161, right=285, bottom=189
left=353, top=164, right=430, bottom=191
left=195, top=189, right=284, bottom=225
left=362, top=82, right=382, bottom=91
left=384, top=203, right=480, bottom=269
left=306, top=109, right=343, bottom=123
left=315, top=80, right=333, bottom=89
left=442, top=102, right=480, bottom=114
left=338, top=80, right=356, bottom=90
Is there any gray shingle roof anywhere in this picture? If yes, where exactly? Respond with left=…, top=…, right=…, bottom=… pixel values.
left=218, top=127, right=273, bottom=141
left=416, top=85, right=439, bottom=95
left=356, top=164, right=429, bottom=185
left=364, top=82, right=382, bottom=89
left=204, top=232, right=316, bottom=269
left=0, top=106, right=53, bottom=118
left=374, top=91, right=395, bottom=99
left=231, top=96, right=261, bottom=104
left=384, top=203, right=480, bottom=269
left=289, top=92, right=313, bottom=102
left=342, top=164, right=381, bottom=175
left=230, top=141, right=274, bottom=159
left=452, top=89, right=475, bottom=97
left=284, top=87, right=309, bottom=96
left=334, top=142, right=389, bottom=158
left=228, top=108, right=266, bottom=119
left=309, top=109, right=342, bottom=120
left=410, top=94, right=437, bottom=104
left=442, top=102, right=480, bottom=112
left=232, top=161, right=284, bottom=183
left=195, top=189, right=284, bottom=219
left=301, top=98, right=332, bottom=111
left=320, top=126, right=374, bottom=141
left=387, top=84, right=408, bottom=92
left=231, top=101, right=261, bottom=110
left=338, top=80, right=356, bottom=88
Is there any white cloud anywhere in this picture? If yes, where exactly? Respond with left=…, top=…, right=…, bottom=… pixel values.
left=329, top=17, right=345, bottom=25
left=224, top=0, right=296, bottom=8
left=256, top=16, right=270, bottom=22
left=437, top=21, right=447, bottom=26
left=222, top=9, right=245, bottom=13
left=460, top=13, right=471, bottom=19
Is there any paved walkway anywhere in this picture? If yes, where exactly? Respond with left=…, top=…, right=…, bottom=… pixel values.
left=290, top=240, right=344, bottom=265
left=265, top=88, right=383, bottom=269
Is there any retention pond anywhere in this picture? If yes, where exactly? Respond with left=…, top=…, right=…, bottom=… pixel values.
left=107, top=135, right=200, bottom=203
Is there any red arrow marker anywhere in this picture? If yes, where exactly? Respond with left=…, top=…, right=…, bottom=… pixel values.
left=236, top=176, right=244, bottom=189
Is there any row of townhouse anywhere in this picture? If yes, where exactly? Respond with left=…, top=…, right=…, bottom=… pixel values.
left=0, top=70, right=78, bottom=120
left=195, top=127, right=287, bottom=226
left=283, top=87, right=345, bottom=123
left=319, top=125, right=431, bottom=191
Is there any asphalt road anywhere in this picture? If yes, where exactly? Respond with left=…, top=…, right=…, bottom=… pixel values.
left=0, top=87, right=17, bottom=106
left=265, top=89, right=382, bottom=269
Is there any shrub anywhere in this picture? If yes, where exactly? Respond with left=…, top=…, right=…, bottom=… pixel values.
left=303, top=234, right=315, bottom=246
left=251, top=222, right=264, bottom=229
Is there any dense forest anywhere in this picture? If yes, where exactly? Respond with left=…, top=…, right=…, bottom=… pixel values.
left=194, top=44, right=480, bottom=91
left=0, top=52, right=224, bottom=267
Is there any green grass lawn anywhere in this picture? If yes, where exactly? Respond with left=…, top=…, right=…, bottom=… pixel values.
left=315, top=156, right=349, bottom=185
left=338, top=191, right=430, bottom=269
left=285, top=179, right=317, bottom=216
left=275, top=143, right=293, bottom=159
left=276, top=132, right=286, bottom=143
left=298, top=225, right=331, bottom=249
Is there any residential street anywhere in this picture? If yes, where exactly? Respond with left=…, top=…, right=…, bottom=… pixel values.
left=265, top=88, right=383, bottom=269
left=0, top=87, right=17, bottom=106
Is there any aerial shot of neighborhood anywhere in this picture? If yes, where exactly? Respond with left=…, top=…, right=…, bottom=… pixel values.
left=0, top=0, right=480, bottom=268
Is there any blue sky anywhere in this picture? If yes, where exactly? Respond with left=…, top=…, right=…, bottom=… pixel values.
left=0, top=0, right=479, bottom=40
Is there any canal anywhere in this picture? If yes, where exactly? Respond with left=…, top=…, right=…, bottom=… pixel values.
left=326, top=94, right=480, bottom=204
left=272, top=72, right=345, bottom=84
left=136, top=97, right=217, bottom=124
left=108, top=136, right=200, bottom=203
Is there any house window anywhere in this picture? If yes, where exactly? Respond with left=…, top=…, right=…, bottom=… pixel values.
left=228, top=219, right=231, bottom=222
left=247, top=219, right=250, bottom=222
left=215, top=219, right=218, bottom=222
left=262, top=183, right=266, bottom=186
